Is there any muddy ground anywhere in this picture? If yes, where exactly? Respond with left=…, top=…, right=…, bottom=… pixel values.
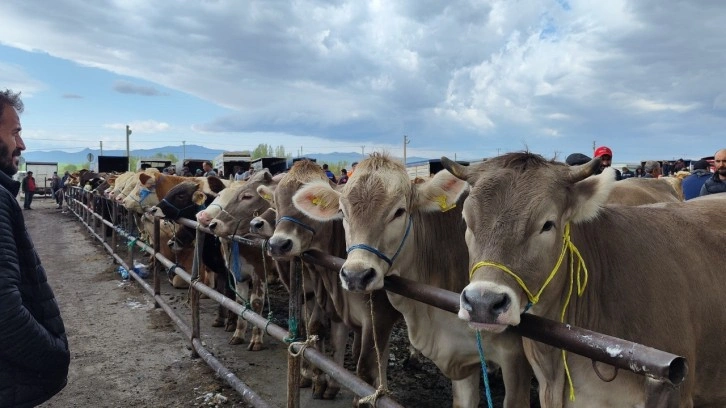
left=25, top=197, right=538, bottom=407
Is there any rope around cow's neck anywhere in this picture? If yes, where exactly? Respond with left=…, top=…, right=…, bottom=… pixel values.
left=469, top=222, right=588, bottom=402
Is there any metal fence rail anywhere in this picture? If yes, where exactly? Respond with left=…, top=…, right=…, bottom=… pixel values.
left=67, top=187, right=685, bottom=408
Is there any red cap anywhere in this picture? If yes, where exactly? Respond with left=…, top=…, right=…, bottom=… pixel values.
left=594, top=146, right=613, bottom=158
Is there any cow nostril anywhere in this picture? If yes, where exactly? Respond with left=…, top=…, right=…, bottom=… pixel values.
left=490, top=293, right=511, bottom=315
left=460, top=291, right=474, bottom=313
left=251, top=220, right=263, bottom=230
left=208, top=221, right=217, bottom=231
left=279, top=239, right=293, bottom=253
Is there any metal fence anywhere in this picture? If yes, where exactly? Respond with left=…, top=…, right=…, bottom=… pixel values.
left=66, top=186, right=685, bottom=408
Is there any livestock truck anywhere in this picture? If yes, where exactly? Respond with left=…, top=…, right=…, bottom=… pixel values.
left=24, top=161, right=59, bottom=196
left=213, top=151, right=252, bottom=179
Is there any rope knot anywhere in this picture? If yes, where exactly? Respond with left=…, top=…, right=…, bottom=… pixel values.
left=358, top=385, right=388, bottom=407
left=287, top=335, right=319, bottom=358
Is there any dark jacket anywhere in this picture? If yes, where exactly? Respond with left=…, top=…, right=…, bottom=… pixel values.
left=682, top=170, right=711, bottom=200
left=0, top=171, right=69, bottom=407
left=700, top=172, right=726, bottom=196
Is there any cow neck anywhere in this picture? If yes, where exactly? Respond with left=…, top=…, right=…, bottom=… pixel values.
left=346, top=214, right=413, bottom=267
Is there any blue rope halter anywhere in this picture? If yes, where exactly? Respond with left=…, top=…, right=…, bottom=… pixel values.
left=277, top=215, right=316, bottom=235
left=346, top=215, right=413, bottom=267
left=159, top=197, right=203, bottom=219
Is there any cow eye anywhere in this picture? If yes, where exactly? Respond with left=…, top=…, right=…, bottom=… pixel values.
left=541, top=221, right=555, bottom=232
left=393, top=208, right=405, bottom=219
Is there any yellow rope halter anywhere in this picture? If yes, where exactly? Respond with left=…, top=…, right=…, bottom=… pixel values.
left=468, top=222, right=588, bottom=401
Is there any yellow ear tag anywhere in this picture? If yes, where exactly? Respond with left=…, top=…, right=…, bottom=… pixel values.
left=435, top=195, right=456, bottom=212
left=263, top=194, right=272, bottom=202
left=312, top=196, right=326, bottom=207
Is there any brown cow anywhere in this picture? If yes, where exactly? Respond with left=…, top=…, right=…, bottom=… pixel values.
left=292, top=153, right=532, bottom=408
left=266, top=159, right=402, bottom=401
left=442, top=153, right=726, bottom=407
left=607, top=177, right=682, bottom=205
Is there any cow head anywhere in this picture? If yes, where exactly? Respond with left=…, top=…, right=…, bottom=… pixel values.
left=250, top=207, right=277, bottom=238
left=267, top=160, right=337, bottom=259
left=150, top=181, right=209, bottom=219
left=199, top=170, right=276, bottom=237
left=293, top=153, right=467, bottom=292
left=121, top=172, right=159, bottom=213
left=441, top=153, right=614, bottom=332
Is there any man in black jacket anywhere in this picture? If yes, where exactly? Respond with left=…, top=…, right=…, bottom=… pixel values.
left=0, top=89, right=70, bottom=407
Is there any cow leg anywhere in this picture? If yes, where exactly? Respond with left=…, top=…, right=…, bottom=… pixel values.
left=451, top=374, right=480, bottom=408
left=223, top=273, right=238, bottom=332
left=228, top=278, right=250, bottom=345
left=499, top=338, right=534, bottom=408
left=211, top=271, right=226, bottom=327
left=247, top=273, right=266, bottom=351
left=319, top=320, right=347, bottom=400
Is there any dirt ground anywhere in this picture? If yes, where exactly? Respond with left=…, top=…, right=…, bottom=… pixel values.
left=24, top=196, right=536, bottom=407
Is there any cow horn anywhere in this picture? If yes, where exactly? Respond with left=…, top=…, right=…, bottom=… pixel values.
left=567, top=157, right=601, bottom=183
left=441, top=156, right=472, bottom=181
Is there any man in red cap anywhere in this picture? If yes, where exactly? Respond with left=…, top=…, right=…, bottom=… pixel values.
left=594, top=146, right=622, bottom=180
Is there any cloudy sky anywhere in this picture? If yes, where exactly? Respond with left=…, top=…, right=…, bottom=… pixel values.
left=1, top=0, right=725, bottom=163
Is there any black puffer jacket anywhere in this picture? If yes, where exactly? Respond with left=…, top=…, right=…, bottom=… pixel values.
left=0, top=171, right=69, bottom=407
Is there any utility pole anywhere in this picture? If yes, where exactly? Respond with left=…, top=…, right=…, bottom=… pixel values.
left=182, top=141, right=186, bottom=161
left=100, top=141, right=103, bottom=156
left=497, top=148, right=501, bottom=156
left=592, top=140, right=596, bottom=152
left=361, top=145, right=365, bottom=158
left=300, top=146, right=303, bottom=157
left=403, top=135, right=411, bottom=166
left=125, top=125, right=132, bottom=170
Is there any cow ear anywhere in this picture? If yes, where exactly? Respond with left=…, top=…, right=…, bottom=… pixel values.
left=257, top=185, right=275, bottom=204
left=292, top=181, right=341, bottom=221
left=207, top=176, right=226, bottom=194
left=139, top=173, right=151, bottom=184
left=414, top=169, right=469, bottom=213
left=567, top=167, right=617, bottom=223
left=192, top=191, right=207, bottom=206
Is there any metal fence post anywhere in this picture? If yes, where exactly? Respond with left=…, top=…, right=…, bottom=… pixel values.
left=153, top=217, right=161, bottom=308
left=287, top=258, right=301, bottom=408
left=190, top=226, right=205, bottom=358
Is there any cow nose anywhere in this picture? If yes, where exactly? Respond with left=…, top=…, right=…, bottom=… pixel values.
left=250, top=218, right=263, bottom=232
left=340, top=267, right=376, bottom=292
left=268, top=236, right=293, bottom=257
left=460, top=289, right=511, bottom=324
left=208, top=221, right=218, bottom=231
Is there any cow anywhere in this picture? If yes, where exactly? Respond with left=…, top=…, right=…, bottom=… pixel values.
left=122, top=173, right=227, bottom=214
left=195, top=170, right=280, bottom=351
left=442, top=152, right=726, bottom=407
left=150, top=180, right=237, bottom=331
left=263, top=160, right=404, bottom=402
left=292, top=153, right=532, bottom=408
left=606, top=177, right=682, bottom=206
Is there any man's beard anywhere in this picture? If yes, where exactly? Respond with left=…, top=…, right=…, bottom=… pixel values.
left=717, top=167, right=726, bottom=177
left=0, top=144, right=20, bottom=176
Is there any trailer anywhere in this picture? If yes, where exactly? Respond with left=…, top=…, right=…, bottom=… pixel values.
left=251, top=157, right=288, bottom=175
left=213, top=151, right=252, bottom=179
left=24, top=161, right=59, bottom=196
left=97, top=156, right=130, bottom=173
left=405, top=159, right=470, bottom=180
left=138, top=159, right=173, bottom=172
left=178, top=158, right=208, bottom=176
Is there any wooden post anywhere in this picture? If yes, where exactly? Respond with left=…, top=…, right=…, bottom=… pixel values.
left=153, top=217, right=161, bottom=308
left=111, top=202, right=118, bottom=252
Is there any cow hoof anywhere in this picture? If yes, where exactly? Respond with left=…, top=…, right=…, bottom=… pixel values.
left=211, top=317, right=225, bottom=328
left=299, top=377, right=312, bottom=388
left=247, top=342, right=264, bottom=352
left=228, top=336, right=245, bottom=345
left=322, top=385, right=340, bottom=400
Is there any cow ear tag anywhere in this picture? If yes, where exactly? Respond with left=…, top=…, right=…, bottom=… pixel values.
left=435, top=195, right=456, bottom=212
left=312, top=196, right=327, bottom=207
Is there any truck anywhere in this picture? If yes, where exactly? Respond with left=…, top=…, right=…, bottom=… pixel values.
left=97, top=155, right=130, bottom=173
left=24, top=161, right=59, bottom=196
left=251, top=157, right=288, bottom=175
left=177, top=158, right=208, bottom=176
left=213, top=151, right=252, bottom=179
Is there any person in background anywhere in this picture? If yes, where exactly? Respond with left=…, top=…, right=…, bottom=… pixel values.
left=50, top=171, right=62, bottom=208
left=642, top=160, right=661, bottom=178
left=195, top=168, right=203, bottom=176
left=233, top=166, right=245, bottom=181
left=593, top=146, right=622, bottom=180
left=621, top=166, right=635, bottom=179
left=337, top=168, right=349, bottom=185
left=682, top=159, right=711, bottom=200
left=0, top=89, right=70, bottom=406
left=21, top=170, right=36, bottom=209
left=202, top=161, right=217, bottom=177
left=181, top=166, right=192, bottom=177
left=700, top=148, right=726, bottom=196
left=661, top=160, right=672, bottom=177
left=322, top=163, right=337, bottom=183
left=348, top=161, right=358, bottom=178
left=635, top=166, right=644, bottom=177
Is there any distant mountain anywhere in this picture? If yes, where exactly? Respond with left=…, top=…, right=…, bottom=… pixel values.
left=22, top=145, right=432, bottom=167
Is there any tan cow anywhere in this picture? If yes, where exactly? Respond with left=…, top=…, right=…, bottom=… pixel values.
left=442, top=153, right=726, bottom=407
left=606, top=177, right=682, bottom=205
left=266, top=159, right=402, bottom=401
left=293, top=153, right=532, bottom=408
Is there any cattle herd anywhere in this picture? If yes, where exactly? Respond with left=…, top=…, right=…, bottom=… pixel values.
left=66, top=152, right=726, bottom=408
